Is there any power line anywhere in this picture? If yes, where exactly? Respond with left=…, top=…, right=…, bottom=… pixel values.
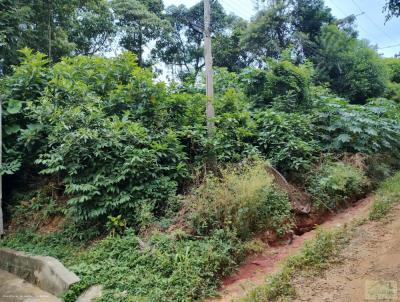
left=219, top=0, right=253, bottom=20
left=350, top=0, right=393, bottom=43
left=378, top=42, right=400, bottom=50
left=328, top=0, right=377, bottom=39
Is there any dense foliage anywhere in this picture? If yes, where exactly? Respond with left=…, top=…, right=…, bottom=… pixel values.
left=2, top=0, right=400, bottom=301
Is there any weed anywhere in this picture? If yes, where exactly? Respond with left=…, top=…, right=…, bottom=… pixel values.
left=186, top=160, right=292, bottom=240
left=369, top=172, right=400, bottom=220
left=238, top=228, right=348, bottom=302
left=307, top=162, right=368, bottom=211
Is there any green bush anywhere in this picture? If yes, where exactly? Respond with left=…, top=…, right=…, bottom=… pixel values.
left=385, top=81, right=400, bottom=103
left=213, top=89, right=258, bottom=162
left=384, top=57, right=400, bottom=83
left=35, top=108, right=187, bottom=224
left=307, top=162, right=368, bottom=210
left=25, top=53, right=190, bottom=225
left=255, top=110, right=318, bottom=172
left=240, top=59, right=313, bottom=111
left=313, top=97, right=400, bottom=156
left=0, top=48, right=49, bottom=175
left=186, top=160, right=292, bottom=240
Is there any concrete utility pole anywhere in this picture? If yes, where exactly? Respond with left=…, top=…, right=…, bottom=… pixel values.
left=204, top=0, right=215, bottom=137
left=0, top=96, right=3, bottom=236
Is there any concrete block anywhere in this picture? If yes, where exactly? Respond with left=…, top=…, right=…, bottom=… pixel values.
left=0, top=248, right=80, bottom=297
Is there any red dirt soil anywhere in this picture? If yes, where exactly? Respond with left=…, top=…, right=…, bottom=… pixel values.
left=207, top=195, right=375, bottom=302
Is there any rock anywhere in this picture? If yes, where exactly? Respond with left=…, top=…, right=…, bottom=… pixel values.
left=76, top=285, right=103, bottom=302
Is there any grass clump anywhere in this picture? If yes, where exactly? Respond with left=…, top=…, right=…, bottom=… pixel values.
left=239, top=228, right=348, bottom=302
left=307, top=162, right=369, bottom=210
left=63, top=229, right=244, bottom=302
left=186, top=160, right=293, bottom=240
left=369, top=171, right=400, bottom=220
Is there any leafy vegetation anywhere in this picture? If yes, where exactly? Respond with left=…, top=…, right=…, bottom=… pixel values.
left=2, top=0, right=400, bottom=301
left=307, top=162, right=368, bottom=210
left=369, top=172, right=400, bottom=220
left=186, top=160, right=292, bottom=240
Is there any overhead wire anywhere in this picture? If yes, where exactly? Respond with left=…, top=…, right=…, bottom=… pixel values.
left=219, top=0, right=253, bottom=20
left=328, top=0, right=377, bottom=39
left=349, top=0, right=393, bottom=43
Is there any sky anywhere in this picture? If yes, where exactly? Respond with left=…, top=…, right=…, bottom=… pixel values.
left=163, top=0, right=400, bottom=57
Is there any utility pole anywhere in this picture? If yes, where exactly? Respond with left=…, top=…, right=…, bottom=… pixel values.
left=0, top=95, right=3, bottom=236
left=204, top=0, right=215, bottom=137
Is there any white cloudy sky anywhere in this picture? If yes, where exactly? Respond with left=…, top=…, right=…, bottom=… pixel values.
left=163, top=0, right=400, bottom=57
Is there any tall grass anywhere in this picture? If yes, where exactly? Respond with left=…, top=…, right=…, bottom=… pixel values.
left=369, top=171, right=400, bottom=220
left=186, top=160, right=292, bottom=240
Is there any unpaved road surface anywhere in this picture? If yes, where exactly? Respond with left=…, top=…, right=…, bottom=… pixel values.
left=292, top=204, right=400, bottom=302
left=0, top=269, right=61, bottom=302
left=209, top=196, right=375, bottom=302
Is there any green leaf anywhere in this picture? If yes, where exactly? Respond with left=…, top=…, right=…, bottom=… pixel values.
left=337, top=134, right=351, bottom=143
left=5, top=124, right=21, bottom=135
left=6, top=99, right=22, bottom=114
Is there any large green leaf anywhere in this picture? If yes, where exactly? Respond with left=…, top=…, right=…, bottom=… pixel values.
left=6, top=99, right=22, bottom=114
left=5, top=124, right=21, bottom=135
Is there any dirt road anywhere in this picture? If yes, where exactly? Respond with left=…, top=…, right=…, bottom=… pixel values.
left=292, top=204, right=400, bottom=302
left=208, top=196, right=376, bottom=302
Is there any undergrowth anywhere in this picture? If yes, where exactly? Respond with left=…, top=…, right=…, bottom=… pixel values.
left=186, top=160, right=293, bottom=240
left=238, top=228, right=349, bottom=302
left=307, top=162, right=369, bottom=211
left=369, top=171, right=400, bottom=220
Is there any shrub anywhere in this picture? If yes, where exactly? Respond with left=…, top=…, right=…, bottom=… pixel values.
left=0, top=48, right=49, bottom=175
left=34, top=105, right=188, bottom=225
left=186, top=160, right=292, bottom=240
left=307, top=162, right=368, bottom=210
left=240, top=59, right=313, bottom=111
left=369, top=171, right=400, bottom=220
left=213, top=89, right=258, bottom=162
left=383, top=57, right=400, bottom=83
left=385, top=81, right=400, bottom=103
left=313, top=97, right=400, bottom=156
left=255, top=110, right=318, bottom=172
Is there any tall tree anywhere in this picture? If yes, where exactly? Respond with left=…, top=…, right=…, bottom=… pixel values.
left=69, top=0, right=116, bottom=56
left=314, top=24, right=388, bottom=103
left=153, top=0, right=230, bottom=79
left=241, top=1, right=291, bottom=64
left=111, top=0, right=168, bottom=66
left=213, top=18, right=252, bottom=72
left=0, top=0, right=115, bottom=75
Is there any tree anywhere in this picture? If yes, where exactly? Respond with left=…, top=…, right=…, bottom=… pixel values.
left=69, top=0, right=116, bottom=56
left=242, top=0, right=336, bottom=64
left=241, top=1, right=291, bottom=64
left=111, top=0, right=168, bottom=66
left=153, top=1, right=230, bottom=79
left=290, top=0, right=334, bottom=59
left=314, top=25, right=388, bottom=103
left=384, top=0, right=400, bottom=21
left=213, top=18, right=252, bottom=72
left=0, top=0, right=115, bottom=75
